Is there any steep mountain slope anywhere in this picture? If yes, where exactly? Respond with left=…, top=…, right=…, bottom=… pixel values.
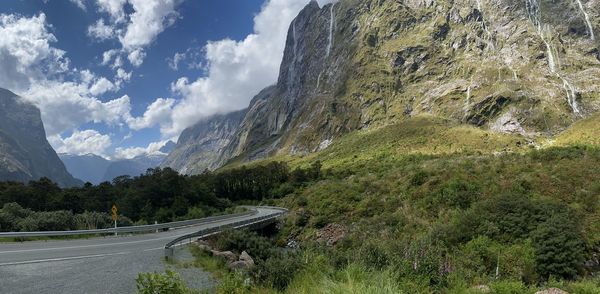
left=165, top=0, right=600, bottom=174
left=161, top=107, right=250, bottom=174
left=59, top=154, right=111, bottom=184
left=0, top=88, right=81, bottom=187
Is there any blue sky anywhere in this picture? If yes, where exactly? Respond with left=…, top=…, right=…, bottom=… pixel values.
left=0, top=0, right=332, bottom=159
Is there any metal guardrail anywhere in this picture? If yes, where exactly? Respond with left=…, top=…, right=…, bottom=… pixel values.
left=164, top=207, right=288, bottom=256
left=0, top=210, right=257, bottom=238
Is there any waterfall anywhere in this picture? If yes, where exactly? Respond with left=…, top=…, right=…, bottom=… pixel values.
left=525, top=0, right=581, bottom=115
left=288, top=19, right=298, bottom=90
left=326, top=4, right=335, bottom=57
left=475, top=0, right=495, bottom=50
left=575, top=0, right=595, bottom=40
left=316, top=72, right=323, bottom=92
left=562, top=78, right=581, bottom=114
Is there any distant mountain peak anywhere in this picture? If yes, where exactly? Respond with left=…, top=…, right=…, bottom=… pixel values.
left=0, top=87, right=82, bottom=187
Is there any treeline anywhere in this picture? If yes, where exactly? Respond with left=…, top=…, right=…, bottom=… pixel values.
left=0, top=161, right=321, bottom=231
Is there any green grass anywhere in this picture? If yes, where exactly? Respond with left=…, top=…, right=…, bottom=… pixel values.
left=209, top=115, right=600, bottom=293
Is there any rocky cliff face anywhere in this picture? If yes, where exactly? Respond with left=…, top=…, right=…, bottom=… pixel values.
left=161, top=108, right=249, bottom=174
left=0, top=88, right=81, bottom=186
left=166, top=0, right=600, bottom=174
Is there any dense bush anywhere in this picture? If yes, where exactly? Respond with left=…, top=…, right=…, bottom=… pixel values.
left=213, top=229, right=275, bottom=261
left=532, top=214, right=585, bottom=280
left=0, top=203, right=132, bottom=232
left=135, top=270, right=192, bottom=294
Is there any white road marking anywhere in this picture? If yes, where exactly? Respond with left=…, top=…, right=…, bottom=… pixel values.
left=0, top=251, right=130, bottom=266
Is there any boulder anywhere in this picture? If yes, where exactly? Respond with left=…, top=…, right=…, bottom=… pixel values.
left=229, top=260, right=252, bottom=270
left=211, top=250, right=237, bottom=262
left=534, top=288, right=569, bottom=294
left=239, top=251, right=255, bottom=267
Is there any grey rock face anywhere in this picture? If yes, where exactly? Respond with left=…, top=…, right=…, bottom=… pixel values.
left=166, top=0, right=600, bottom=174
left=161, top=109, right=248, bottom=174
left=0, top=88, right=81, bottom=187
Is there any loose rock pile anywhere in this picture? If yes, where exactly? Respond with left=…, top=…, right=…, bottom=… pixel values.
left=194, top=239, right=255, bottom=271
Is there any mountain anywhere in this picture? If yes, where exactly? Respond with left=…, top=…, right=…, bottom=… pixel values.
left=59, top=153, right=111, bottom=185
left=101, top=155, right=165, bottom=183
left=164, top=0, right=600, bottom=174
left=0, top=88, right=81, bottom=187
left=61, top=143, right=175, bottom=184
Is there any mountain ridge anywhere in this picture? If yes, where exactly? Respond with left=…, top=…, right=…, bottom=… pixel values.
left=164, top=0, right=600, bottom=175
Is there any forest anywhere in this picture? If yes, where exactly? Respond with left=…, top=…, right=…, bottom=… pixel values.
left=0, top=161, right=321, bottom=232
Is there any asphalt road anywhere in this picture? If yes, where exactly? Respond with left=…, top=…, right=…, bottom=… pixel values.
left=0, top=207, right=282, bottom=294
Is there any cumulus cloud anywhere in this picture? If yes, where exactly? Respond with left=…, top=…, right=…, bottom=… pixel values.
left=152, top=0, right=335, bottom=137
left=51, top=129, right=112, bottom=157
left=114, top=140, right=171, bottom=159
left=90, top=0, right=182, bottom=67
left=0, top=13, right=68, bottom=91
left=96, top=0, right=128, bottom=23
left=0, top=13, right=132, bottom=137
left=127, top=98, right=175, bottom=130
left=88, top=19, right=114, bottom=40
left=89, top=77, right=117, bottom=95
left=127, top=48, right=146, bottom=67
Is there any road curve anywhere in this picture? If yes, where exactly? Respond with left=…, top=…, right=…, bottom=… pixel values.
left=0, top=207, right=284, bottom=294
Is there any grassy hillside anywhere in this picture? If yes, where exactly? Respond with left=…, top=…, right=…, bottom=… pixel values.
left=204, top=115, right=600, bottom=293
left=551, top=113, right=600, bottom=146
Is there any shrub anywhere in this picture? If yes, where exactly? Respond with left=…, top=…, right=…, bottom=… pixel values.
left=213, top=229, right=275, bottom=261
left=136, top=270, right=192, bottom=294
left=532, top=214, right=585, bottom=280
left=251, top=252, right=304, bottom=291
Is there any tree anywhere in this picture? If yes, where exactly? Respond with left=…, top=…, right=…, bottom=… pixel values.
left=532, top=214, right=585, bottom=280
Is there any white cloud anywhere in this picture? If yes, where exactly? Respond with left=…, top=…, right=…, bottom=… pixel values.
left=114, top=139, right=171, bottom=159
left=23, top=81, right=132, bottom=135
left=167, top=47, right=204, bottom=71
left=69, top=0, right=87, bottom=11
left=127, top=48, right=146, bottom=67
left=168, top=52, right=185, bottom=70
left=89, top=77, right=116, bottom=95
left=51, top=129, right=112, bottom=157
left=127, top=98, right=176, bottom=130
left=116, top=68, right=131, bottom=81
left=88, top=19, right=114, bottom=40
left=0, top=13, right=68, bottom=91
left=0, top=13, right=133, bottom=138
left=120, top=0, right=180, bottom=50
left=96, top=0, right=128, bottom=23
left=158, top=0, right=335, bottom=137
left=90, top=0, right=182, bottom=67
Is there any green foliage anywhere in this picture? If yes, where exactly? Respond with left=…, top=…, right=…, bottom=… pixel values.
left=136, top=270, right=193, bottom=294
left=213, top=229, right=274, bottom=261
left=251, top=252, right=304, bottom=291
left=532, top=214, right=585, bottom=280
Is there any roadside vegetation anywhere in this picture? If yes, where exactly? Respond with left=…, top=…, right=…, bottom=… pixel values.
left=153, top=116, right=599, bottom=293
left=2, top=115, right=599, bottom=293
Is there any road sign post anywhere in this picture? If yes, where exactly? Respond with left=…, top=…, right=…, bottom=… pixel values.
left=111, top=205, right=118, bottom=237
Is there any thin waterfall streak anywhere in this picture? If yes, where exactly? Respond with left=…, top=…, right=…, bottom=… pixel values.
left=326, top=4, right=335, bottom=57
left=288, top=20, right=298, bottom=91
left=575, top=0, right=595, bottom=40
left=526, top=0, right=581, bottom=115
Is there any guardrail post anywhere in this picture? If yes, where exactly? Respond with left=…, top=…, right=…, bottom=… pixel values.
left=164, top=247, right=174, bottom=260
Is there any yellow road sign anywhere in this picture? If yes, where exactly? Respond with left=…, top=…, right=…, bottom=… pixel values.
left=111, top=205, right=118, bottom=221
